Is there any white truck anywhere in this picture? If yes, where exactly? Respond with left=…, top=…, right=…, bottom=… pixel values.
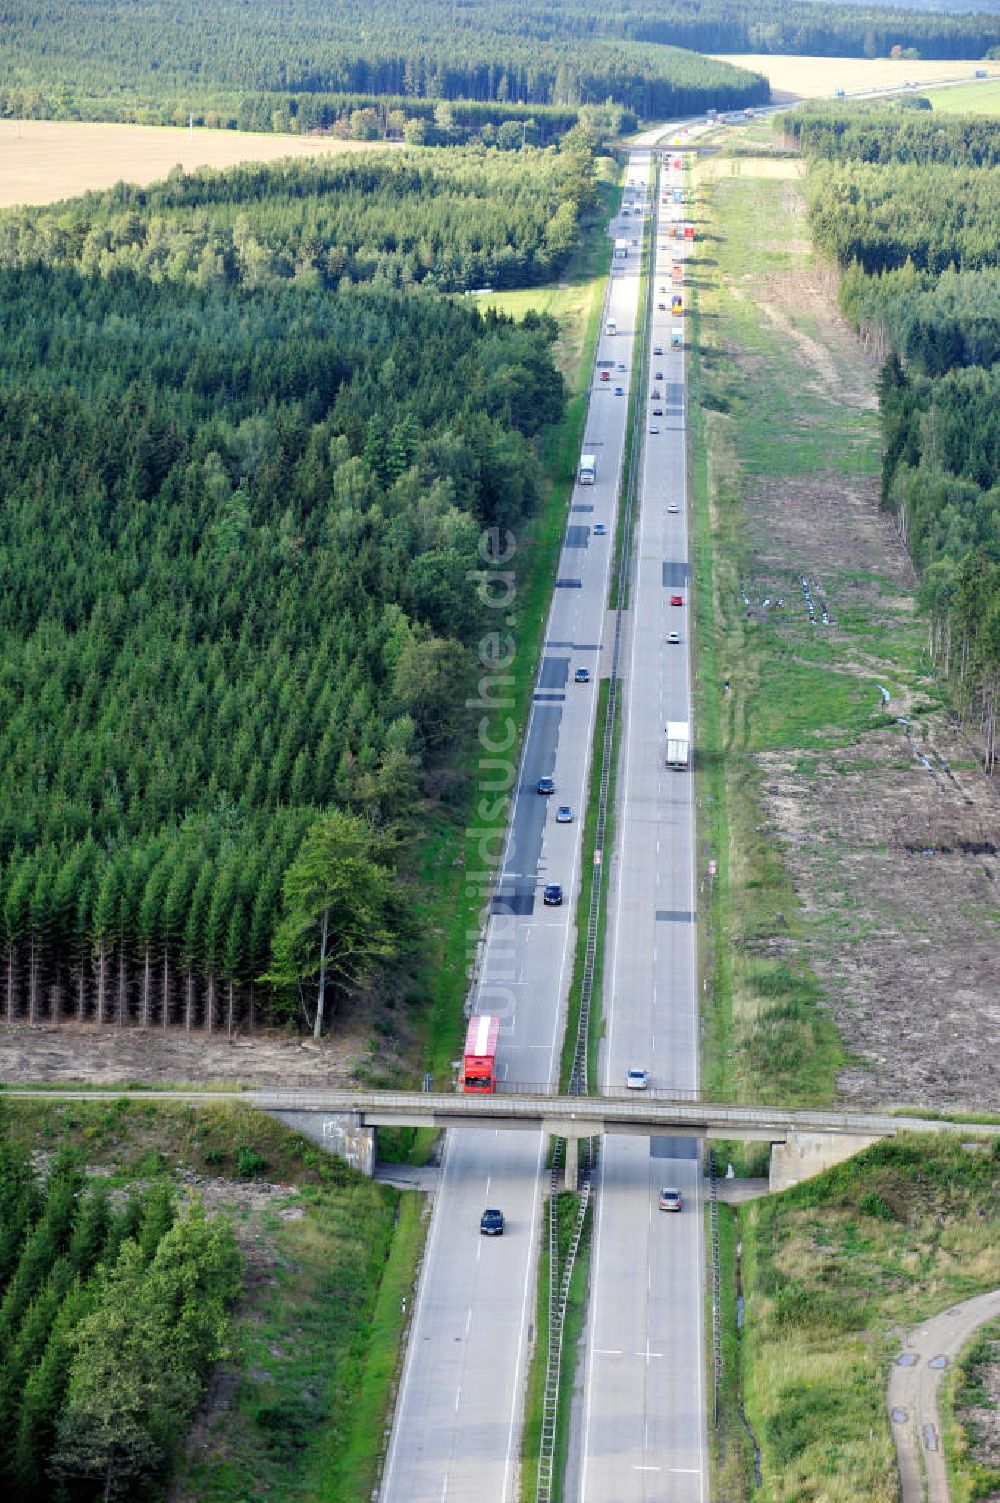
left=578, top=453, right=597, bottom=485
left=605, top=317, right=617, bottom=336
left=665, top=720, right=690, bottom=769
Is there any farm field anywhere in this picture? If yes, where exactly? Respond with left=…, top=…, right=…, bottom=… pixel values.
left=711, top=53, right=1000, bottom=101
left=0, top=118, right=395, bottom=208
left=925, top=77, right=1000, bottom=113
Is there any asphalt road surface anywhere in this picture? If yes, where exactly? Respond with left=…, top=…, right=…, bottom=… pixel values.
left=381, top=156, right=655, bottom=1503
left=579, top=134, right=707, bottom=1503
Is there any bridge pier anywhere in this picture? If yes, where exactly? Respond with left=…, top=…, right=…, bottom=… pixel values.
left=265, top=1109, right=376, bottom=1178
left=769, top=1130, right=882, bottom=1193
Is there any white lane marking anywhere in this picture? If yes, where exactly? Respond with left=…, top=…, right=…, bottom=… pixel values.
left=440, top=1478, right=449, bottom=1500
left=454, top=1386, right=462, bottom=1413
left=670, top=1467, right=702, bottom=1474
left=465, top=1307, right=472, bottom=1335
left=634, top=1465, right=662, bottom=1472
left=594, top=1347, right=624, bottom=1356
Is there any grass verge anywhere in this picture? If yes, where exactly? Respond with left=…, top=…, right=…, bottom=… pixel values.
left=943, top=1314, right=1000, bottom=1502
left=609, top=162, right=654, bottom=612
left=520, top=1188, right=593, bottom=1503
left=557, top=680, right=621, bottom=1093
left=738, top=1134, right=1000, bottom=1503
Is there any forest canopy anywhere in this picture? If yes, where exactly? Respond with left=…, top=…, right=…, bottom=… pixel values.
left=793, top=102, right=1000, bottom=766
left=0, top=144, right=571, bottom=1032
left=0, top=0, right=770, bottom=127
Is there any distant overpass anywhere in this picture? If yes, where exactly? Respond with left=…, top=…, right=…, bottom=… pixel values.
left=6, top=1085, right=998, bottom=1191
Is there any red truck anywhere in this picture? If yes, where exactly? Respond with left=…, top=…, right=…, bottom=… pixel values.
left=463, top=1014, right=501, bottom=1093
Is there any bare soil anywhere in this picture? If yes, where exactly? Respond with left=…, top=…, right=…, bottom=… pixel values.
left=738, top=238, right=1000, bottom=1112
left=0, top=1014, right=391, bottom=1088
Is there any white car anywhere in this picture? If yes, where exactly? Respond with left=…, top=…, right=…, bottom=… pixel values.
left=649, top=424, right=660, bottom=435
left=667, top=502, right=680, bottom=514
left=666, top=631, right=680, bottom=645
left=626, top=1068, right=648, bottom=1090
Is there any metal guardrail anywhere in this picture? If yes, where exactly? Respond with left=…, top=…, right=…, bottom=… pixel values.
left=538, top=156, right=656, bottom=1503
left=708, top=1149, right=722, bottom=1427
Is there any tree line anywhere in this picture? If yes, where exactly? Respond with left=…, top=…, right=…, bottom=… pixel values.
left=0, top=1134, right=240, bottom=1500
left=0, top=148, right=592, bottom=293
left=0, top=0, right=769, bottom=124
left=797, top=103, right=1000, bottom=769
left=781, top=106, right=1000, bottom=168
left=0, top=142, right=571, bottom=1033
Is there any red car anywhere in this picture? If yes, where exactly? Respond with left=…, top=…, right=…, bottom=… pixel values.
left=670, top=594, right=684, bottom=606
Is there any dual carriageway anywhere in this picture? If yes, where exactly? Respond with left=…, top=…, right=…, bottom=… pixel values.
left=382, top=137, right=706, bottom=1503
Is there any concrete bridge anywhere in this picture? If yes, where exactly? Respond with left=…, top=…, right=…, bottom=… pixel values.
left=8, top=1086, right=998, bottom=1191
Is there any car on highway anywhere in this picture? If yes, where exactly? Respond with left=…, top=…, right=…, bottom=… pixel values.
left=659, top=284, right=667, bottom=293
left=649, top=423, right=660, bottom=435
left=667, top=502, right=680, bottom=513
left=653, top=344, right=663, bottom=356
left=670, top=594, right=684, bottom=606
left=654, top=370, right=664, bottom=379
left=650, top=388, right=661, bottom=399
left=480, top=1208, right=505, bottom=1235
left=658, top=1187, right=682, bottom=1213
left=543, top=883, right=563, bottom=906
left=593, top=522, right=607, bottom=536
left=574, top=666, right=591, bottom=684
left=625, top=1068, right=648, bottom=1090
left=657, top=302, right=666, bottom=311
left=666, top=631, right=680, bottom=644
left=614, top=385, right=624, bottom=396
left=599, top=370, right=610, bottom=382
left=652, top=407, right=663, bottom=416
left=617, top=362, right=626, bottom=371
left=555, top=805, right=574, bottom=824
left=537, top=776, right=555, bottom=795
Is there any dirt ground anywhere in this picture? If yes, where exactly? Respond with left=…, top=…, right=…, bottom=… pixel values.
left=0, top=118, right=395, bottom=209
left=0, top=1016, right=383, bottom=1088
left=735, top=226, right=1000, bottom=1112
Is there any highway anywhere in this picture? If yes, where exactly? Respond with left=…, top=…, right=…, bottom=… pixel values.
left=381, top=155, right=655, bottom=1503
left=580, top=136, right=706, bottom=1502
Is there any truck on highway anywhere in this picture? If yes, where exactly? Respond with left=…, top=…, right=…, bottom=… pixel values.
left=462, top=1014, right=501, bottom=1093
left=578, top=453, right=597, bottom=484
left=665, top=720, right=690, bottom=769
left=605, top=317, right=617, bottom=336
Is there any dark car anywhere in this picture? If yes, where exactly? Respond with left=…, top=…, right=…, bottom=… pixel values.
left=543, top=883, right=563, bottom=906
left=537, top=776, right=555, bottom=795
left=652, top=407, right=663, bottom=416
left=653, top=345, right=663, bottom=356
left=574, top=666, right=591, bottom=684
left=480, top=1208, right=505, bottom=1236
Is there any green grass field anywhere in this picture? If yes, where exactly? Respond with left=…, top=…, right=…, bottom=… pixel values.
left=926, top=79, right=1000, bottom=114
left=740, top=1136, right=1000, bottom=1503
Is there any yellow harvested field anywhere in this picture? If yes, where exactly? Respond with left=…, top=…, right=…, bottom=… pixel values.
left=0, top=119, right=397, bottom=208
left=712, top=53, right=1000, bottom=102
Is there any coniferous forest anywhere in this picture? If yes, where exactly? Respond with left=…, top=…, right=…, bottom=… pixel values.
left=0, top=1133, right=240, bottom=1501
left=793, top=104, right=1000, bottom=767
left=0, top=141, right=577, bottom=1033
left=2, top=0, right=1000, bottom=141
